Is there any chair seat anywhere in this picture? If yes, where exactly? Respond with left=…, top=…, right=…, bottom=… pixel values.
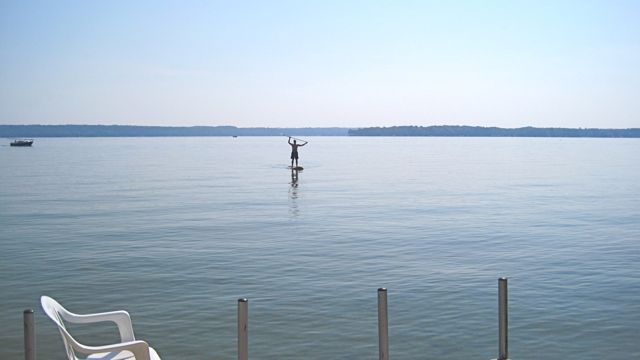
left=86, top=347, right=160, bottom=360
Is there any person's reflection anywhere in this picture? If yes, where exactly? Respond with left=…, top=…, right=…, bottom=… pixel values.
left=289, top=169, right=299, bottom=217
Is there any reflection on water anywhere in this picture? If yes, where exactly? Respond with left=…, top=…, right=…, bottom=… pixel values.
left=289, top=169, right=299, bottom=217
left=290, top=168, right=299, bottom=188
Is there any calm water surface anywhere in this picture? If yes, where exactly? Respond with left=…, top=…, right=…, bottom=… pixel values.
left=1, top=137, right=639, bottom=359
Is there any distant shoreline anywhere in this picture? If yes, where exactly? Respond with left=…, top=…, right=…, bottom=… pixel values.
left=0, top=125, right=350, bottom=138
left=1, top=124, right=639, bottom=138
left=348, top=125, right=640, bottom=138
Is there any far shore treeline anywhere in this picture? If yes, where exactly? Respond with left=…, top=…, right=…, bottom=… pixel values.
left=1, top=124, right=640, bottom=138
left=348, top=125, right=640, bottom=137
left=0, top=125, right=349, bottom=137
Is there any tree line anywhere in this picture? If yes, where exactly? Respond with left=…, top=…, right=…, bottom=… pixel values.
left=0, top=125, right=349, bottom=137
left=348, top=125, right=640, bottom=137
left=3, top=124, right=638, bottom=138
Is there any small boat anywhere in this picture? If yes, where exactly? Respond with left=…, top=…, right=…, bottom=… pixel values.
left=10, top=139, right=34, bottom=147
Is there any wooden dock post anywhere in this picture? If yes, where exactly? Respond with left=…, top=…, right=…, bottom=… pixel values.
left=237, top=298, right=248, bottom=360
left=378, top=288, right=389, bottom=360
left=24, top=309, right=36, bottom=360
left=498, top=278, right=509, bottom=360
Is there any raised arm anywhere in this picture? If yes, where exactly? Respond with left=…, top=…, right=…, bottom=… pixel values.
left=288, top=137, right=293, bottom=145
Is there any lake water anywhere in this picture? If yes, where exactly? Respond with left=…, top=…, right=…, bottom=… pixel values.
left=1, top=137, right=639, bottom=360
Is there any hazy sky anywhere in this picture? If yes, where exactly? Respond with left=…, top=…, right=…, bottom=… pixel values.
left=1, top=1, right=639, bottom=128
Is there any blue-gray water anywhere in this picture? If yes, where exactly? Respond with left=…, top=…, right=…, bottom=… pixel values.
left=1, top=137, right=639, bottom=360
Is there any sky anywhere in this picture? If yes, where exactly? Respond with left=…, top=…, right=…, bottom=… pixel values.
left=1, top=0, right=639, bottom=128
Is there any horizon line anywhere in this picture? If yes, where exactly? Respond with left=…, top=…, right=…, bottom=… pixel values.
left=2, top=124, right=640, bottom=130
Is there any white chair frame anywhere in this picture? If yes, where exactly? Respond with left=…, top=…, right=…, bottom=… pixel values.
left=41, top=296, right=159, bottom=360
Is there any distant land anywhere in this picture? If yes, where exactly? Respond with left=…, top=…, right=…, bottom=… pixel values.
left=349, top=125, right=640, bottom=137
left=1, top=124, right=639, bottom=138
left=0, top=125, right=349, bottom=137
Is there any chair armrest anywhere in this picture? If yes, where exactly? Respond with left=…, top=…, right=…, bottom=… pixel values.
left=60, top=310, right=136, bottom=342
left=72, top=339, right=151, bottom=360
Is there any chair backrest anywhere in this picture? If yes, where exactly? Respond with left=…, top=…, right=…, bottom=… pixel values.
left=41, top=296, right=80, bottom=360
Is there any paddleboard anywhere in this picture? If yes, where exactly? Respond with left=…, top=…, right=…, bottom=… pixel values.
left=288, top=166, right=304, bottom=170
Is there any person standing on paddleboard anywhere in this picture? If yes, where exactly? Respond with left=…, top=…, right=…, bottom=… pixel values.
left=288, top=137, right=307, bottom=168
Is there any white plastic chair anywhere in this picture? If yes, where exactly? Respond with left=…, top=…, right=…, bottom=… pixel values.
left=41, top=296, right=161, bottom=360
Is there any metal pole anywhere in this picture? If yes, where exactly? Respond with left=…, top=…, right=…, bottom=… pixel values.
left=378, top=288, right=389, bottom=360
left=238, top=298, right=248, bottom=360
left=24, top=309, right=36, bottom=360
left=498, top=278, right=508, bottom=360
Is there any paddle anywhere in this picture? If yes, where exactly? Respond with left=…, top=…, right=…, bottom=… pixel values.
left=286, top=136, right=308, bottom=144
